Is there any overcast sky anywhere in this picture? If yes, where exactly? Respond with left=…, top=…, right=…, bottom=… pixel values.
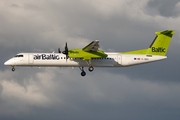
left=0, top=0, right=180, bottom=120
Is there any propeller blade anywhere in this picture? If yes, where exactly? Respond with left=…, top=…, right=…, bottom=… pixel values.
left=65, top=42, right=67, bottom=49
left=65, top=42, right=68, bottom=53
left=66, top=54, right=68, bottom=61
left=58, top=47, right=61, bottom=53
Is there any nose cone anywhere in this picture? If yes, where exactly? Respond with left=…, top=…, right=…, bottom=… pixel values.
left=4, top=60, right=13, bottom=66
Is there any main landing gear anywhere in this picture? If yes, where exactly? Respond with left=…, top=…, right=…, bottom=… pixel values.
left=79, top=66, right=94, bottom=77
left=79, top=67, right=86, bottom=77
left=88, top=66, right=94, bottom=72
left=85, top=60, right=94, bottom=72
left=79, top=60, right=94, bottom=76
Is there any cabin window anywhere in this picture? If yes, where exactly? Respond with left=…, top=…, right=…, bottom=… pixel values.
left=14, top=55, right=23, bottom=57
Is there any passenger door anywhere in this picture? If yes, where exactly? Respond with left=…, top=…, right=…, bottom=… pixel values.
left=28, top=54, right=34, bottom=64
left=117, top=55, right=121, bottom=64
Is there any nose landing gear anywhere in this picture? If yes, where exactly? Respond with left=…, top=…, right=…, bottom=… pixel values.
left=11, top=65, right=15, bottom=72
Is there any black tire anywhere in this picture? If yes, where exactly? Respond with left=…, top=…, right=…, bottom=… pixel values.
left=88, top=66, right=94, bottom=72
left=81, top=71, right=86, bottom=76
left=12, top=68, right=15, bottom=72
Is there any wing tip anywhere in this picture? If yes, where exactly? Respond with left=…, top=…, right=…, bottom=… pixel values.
left=94, top=40, right=100, bottom=42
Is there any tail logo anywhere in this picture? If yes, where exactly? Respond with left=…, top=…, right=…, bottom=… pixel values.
left=152, top=47, right=166, bottom=53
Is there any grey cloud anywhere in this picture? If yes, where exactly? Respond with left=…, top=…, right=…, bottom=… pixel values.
left=147, top=0, right=180, bottom=17
left=1, top=69, right=180, bottom=120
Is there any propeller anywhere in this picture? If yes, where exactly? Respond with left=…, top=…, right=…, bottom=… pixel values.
left=58, top=47, right=61, bottom=53
left=62, top=42, right=69, bottom=61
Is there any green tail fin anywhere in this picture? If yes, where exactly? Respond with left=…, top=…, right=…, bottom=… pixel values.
left=146, top=30, right=174, bottom=56
left=120, top=30, right=175, bottom=56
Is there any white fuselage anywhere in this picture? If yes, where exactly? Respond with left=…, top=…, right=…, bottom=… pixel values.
left=4, top=52, right=167, bottom=67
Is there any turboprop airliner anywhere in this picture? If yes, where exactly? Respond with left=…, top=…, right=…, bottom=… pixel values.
left=4, top=30, right=174, bottom=76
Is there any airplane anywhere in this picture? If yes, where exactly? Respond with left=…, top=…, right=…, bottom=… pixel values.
left=4, top=30, right=174, bottom=76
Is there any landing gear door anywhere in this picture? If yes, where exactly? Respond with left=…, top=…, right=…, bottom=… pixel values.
left=28, top=54, right=34, bottom=64
left=117, top=55, right=121, bottom=64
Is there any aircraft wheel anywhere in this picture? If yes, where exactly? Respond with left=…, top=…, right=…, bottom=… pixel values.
left=81, top=71, right=86, bottom=76
left=12, top=68, right=15, bottom=72
left=88, top=66, right=94, bottom=72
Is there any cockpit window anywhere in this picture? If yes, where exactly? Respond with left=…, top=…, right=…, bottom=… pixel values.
left=14, top=55, right=23, bottom=57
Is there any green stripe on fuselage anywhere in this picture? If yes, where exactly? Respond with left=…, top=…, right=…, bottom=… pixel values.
left=120, top=49, right=148, bottom=55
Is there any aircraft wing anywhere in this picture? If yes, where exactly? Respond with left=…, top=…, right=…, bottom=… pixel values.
left=68, top=40, right=107, bottom=60
left=82, top=40, right=100, bottom=52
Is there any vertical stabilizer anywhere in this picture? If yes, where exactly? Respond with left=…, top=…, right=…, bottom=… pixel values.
left=146, top=30, right=174, bottom=56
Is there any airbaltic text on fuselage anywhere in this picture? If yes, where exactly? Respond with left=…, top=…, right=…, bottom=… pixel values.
left=152, top=47, right=166, bottom=53
left=34, top=54, right=60, bottom=60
